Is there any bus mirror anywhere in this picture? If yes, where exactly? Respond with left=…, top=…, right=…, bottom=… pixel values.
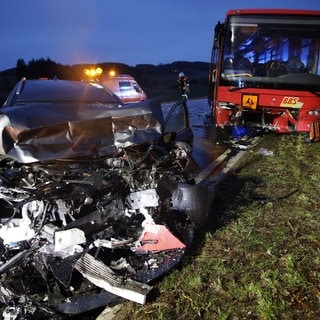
left=214, top=21, right=223, bottom=49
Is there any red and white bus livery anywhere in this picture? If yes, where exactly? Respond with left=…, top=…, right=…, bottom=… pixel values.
left=208, top=9, right=320, bottom=137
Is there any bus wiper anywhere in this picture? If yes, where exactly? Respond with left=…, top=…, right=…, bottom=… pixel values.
left=228, top=79, right=252, bottom=91
left=228, top=83, right=320, bottom=95
left=228, top=85, right=247, bottom=92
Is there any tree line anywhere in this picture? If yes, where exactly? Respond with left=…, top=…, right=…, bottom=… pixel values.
left=0, top=58, right=210, bottom=104
left=15, top=57, right=80, bottom=80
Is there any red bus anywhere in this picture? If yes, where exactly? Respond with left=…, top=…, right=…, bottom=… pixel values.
left=208, top=9, right=320, bottom=138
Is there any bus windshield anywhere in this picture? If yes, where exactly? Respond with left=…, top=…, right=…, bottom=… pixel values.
left=220, top=14, right=320, bottom=90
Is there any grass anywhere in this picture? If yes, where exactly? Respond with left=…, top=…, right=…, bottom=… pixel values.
left=113, top=133, right=320, bottom=320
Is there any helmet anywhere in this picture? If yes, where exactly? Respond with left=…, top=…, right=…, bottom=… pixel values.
left=178, top=72, right=185, bottom=77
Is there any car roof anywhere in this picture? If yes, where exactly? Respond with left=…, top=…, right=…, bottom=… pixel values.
left=3, top=78, right=123, bottom=106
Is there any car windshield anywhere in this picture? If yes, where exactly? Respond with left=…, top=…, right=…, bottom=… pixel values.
left=220, top=14, right=320, bottom=90
left=3, top=79, right=122, bottom=106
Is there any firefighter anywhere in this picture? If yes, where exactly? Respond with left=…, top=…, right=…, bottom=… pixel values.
left=177, top=72, right=190, bottom=100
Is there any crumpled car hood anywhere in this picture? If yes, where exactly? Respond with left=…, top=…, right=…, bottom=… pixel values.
left=0, top=99, right=164, bottom=163
left=0, top=99, right=211, bottom=319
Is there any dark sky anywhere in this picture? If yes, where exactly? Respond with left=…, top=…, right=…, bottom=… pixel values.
left=1, top=0, right=319, bottom=70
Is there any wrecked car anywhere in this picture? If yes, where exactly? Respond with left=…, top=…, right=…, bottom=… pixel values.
left=0, top=78, right=207, bottom=319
